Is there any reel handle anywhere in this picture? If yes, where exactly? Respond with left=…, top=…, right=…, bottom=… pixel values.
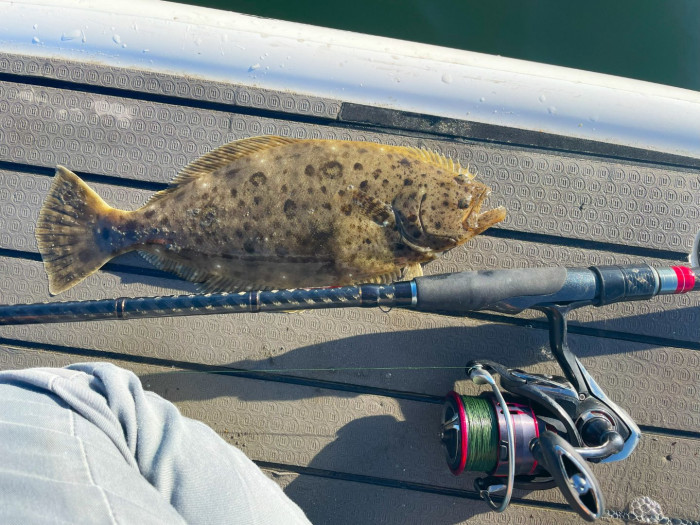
left=531, top=431, right=604, bottom=522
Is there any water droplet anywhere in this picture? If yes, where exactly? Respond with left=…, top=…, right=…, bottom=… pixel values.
left=112, top=34, right=122, bottom=45
left=441, top=73, right=453, bottom=84
left=249, top=63, right=261, bottom=72
left=61, top=29, right=82, bottom=41
left=547, top=106, right=557, bottom=114
left=32, top=24, right=38, bottom=30
left=32, top=36, right=42, bottom=45
left=538, top=94, right=546, bottom=103
left=479, top=97, right=486, bottom=103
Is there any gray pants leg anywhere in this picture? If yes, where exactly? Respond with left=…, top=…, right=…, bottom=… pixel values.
left=0, top=362, right=311, bottom=525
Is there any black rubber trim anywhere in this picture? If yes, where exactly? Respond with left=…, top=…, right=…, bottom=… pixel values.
left=339, top=103, right=700, bottom=170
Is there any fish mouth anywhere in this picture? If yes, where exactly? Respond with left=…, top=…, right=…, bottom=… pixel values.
left=460, top=188, right=506, bottom=238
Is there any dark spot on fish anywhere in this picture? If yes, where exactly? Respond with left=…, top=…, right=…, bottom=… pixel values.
left=364, top=238, right=372, bottom=244
left=250, top=172, right=267, bottom=186
left=283, top=169, right=288, bottom=175
left=200, top=209, right=217, bottom=228
left=320, top=160, right=343, bottom=179
left=359, top=148, right=368, bottom=154
left=243, top=222, right=252, bottom=231
left=307, top=187, right=314, bottom=194
left=382, top=179, right=389, bottom=186
left=338, top=189, right=346, bottom=197
left=372, top=169, right=382, bottom=180
left=442, top=201, right=449, bottom=207
left=243, top=240, right=256, bottom=253
left=458, top=198, right=471, bottom=209
left=235, top=229, right=244, bottom=238
left=434, top=221, right=442, bottom=230
left=78, top=249, right=92, bottom=263
left=320, top=185, right=327, bottom=194
left=144, top=209, right=155, bottom=219
left=226, top=168, right=241, bottom=178
left=387, top=154, right=393, bottom=159
left=272, top=220, right=282, bottom=229
left=254, top=196, right=262, bottom=205
left=160, top=217, right=170, bottom=226
left=124, top=220, right=138, bottom=231
left=359, top=180, right=369, bottom=191
left=407, top=214, right=418, bottom=223
left=404, top=179, right=413, bottom=186
left=275, top=245, right=289, bottom=257
left=275, top=155, right=282, bottom=161
left=284, top=199, right=297, bottom=217
left=439, top=182, right=445, bottom=188
left=340, top=204, right=352, bottom=216
left=399, top=158, right=411, bottom=167
left=238, top=200, right=246, bottom=208
left=201, top=193, right=209, bottom=201
left=230, top=188, right=238, bottom=198
left=421, top=173, right=427, bottom=178
left=322, top=202, right=332, bottom=210
left=305, top=165, right=315, bottom=176
left=408, top=192, right=417, bottom=199
left=354, top=163, right=363, bottom=171
left=281, top=184, right=288, bottom=193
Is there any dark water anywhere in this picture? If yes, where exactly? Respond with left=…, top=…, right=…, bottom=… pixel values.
left=176, top=0, right=700, bottom=92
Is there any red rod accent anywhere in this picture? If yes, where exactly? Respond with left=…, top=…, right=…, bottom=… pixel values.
left=672, top=266, right=696, bottom=293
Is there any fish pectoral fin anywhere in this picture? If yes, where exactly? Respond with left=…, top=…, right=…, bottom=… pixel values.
left=146, top=136, right=299, bottom=205
left=401, top=263, right=423, bottom=281
left=352, top=191, right=395, bottom=227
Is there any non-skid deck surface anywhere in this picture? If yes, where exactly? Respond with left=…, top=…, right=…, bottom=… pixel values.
left=0, top=52, right=699, bottom=524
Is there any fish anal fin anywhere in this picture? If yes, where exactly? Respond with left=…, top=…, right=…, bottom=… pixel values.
left=401, top=263, right=423, bottom=281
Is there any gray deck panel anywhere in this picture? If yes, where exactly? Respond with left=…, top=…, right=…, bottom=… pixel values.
left=1, top=51, right=699, bottom=524
left=1, top=344, right=698, bottom=522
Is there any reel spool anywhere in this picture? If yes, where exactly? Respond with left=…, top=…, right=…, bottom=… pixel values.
left=442, top=392, right=541, bottom=477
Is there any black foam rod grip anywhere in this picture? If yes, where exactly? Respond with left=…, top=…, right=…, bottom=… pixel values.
left=413, top=267, right=568, bottom=314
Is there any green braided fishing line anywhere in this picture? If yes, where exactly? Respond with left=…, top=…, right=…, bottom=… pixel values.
left=460, top=396, right=498, bottom=472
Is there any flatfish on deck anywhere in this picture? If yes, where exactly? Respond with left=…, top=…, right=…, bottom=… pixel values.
left=36, top=136, right=506, bottom=294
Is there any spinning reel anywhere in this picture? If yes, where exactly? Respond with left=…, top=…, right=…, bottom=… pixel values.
left=440, top=305, right=640, bottom=521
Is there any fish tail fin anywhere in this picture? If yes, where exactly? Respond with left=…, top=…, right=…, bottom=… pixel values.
left=36, top=166, right=120, bottom=295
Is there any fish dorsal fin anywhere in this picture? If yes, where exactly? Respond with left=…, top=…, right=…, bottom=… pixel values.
left=406, top=146, right=475, bottom=179
left=146, top=136, right=299, bottom=205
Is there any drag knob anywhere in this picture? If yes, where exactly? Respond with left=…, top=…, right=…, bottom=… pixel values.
left=530, top=431, right=604, bottom=521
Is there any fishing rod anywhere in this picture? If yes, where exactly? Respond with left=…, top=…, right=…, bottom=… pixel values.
left=1, top=238, right=699, bottom=520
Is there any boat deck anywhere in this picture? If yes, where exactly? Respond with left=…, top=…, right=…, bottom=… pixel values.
left=0, top=52, right=699, bottom=524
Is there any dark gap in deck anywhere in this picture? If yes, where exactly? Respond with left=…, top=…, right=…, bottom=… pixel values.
left=0, top=338, right=443, bottom=404
left=256, top=460, right=572, bottom=514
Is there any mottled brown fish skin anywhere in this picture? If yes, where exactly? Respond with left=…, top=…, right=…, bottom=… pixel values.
left=36, top=137, right=506, bottom=294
